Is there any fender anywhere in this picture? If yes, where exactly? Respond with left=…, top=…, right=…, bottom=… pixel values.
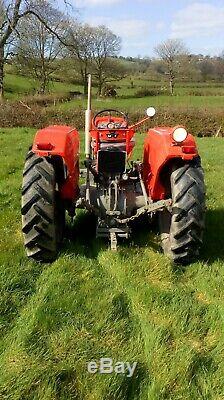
left=143, top=127, right=198, bottom=200
left=32, top=125, right=80, bottom=201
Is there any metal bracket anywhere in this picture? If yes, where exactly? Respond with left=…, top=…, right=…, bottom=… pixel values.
left=79, top=168, right=87, bottom=178
left=106, top=210, right=121, bottom=216
left=110, top=232, right=117, bottom=251
left=96, top=223, right=129, bottom=251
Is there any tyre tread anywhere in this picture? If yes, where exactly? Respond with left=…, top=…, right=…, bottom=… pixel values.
left=160, top=160, right=205, bottom=264
left=21, top=151, right=58, bottom=262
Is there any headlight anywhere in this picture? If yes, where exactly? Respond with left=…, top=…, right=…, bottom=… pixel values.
left=172, top=127, right=188, bottom=143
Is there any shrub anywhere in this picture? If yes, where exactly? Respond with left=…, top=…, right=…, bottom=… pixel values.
left=0, top=101, right=223, bottom=137
left=22, top=92, right=82, bottom=107
left=135, top=88, right=160, bottom=97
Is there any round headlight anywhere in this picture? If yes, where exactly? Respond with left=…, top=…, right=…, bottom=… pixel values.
left=172, top=127, right=188, bottom=143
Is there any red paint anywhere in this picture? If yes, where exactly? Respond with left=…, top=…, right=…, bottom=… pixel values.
left=143, top=127, right=198, bottom=200
left=90, top=115, right=135, bottom=158
left=32, top=125, right=80, bottom=201
left=30, top=117, right=199, bottom=206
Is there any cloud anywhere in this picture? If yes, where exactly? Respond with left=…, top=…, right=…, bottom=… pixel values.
left=171, top=2, right=224, bottom=38
left=86, top=16, right=150, bottom=40
left=74, top=0, right=122, bottom=5
left=85, top=16, right=150, bottom=56
left=155, top=21, right=165, bottom=31
left=110, top=19, right=149, bottom=39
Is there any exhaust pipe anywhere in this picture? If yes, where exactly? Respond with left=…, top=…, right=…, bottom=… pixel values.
left=85, top=74, right=92, bottom=203
left=85, top=74, right=92, bottom=159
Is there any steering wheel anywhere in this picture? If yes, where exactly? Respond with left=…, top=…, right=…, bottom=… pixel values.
left=93, top=109, right=128, bottom=129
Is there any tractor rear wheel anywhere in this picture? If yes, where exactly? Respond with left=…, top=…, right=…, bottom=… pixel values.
left=159, top=158, right=205, bottom=264
left=21, top=149, right=65, bottom=262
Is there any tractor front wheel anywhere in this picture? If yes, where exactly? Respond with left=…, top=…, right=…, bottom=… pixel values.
left=21, top=150, right=65, bottom=262
left=159, top=159, right=205, bottom=264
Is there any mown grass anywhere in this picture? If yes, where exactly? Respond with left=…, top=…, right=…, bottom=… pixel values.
left=0, top=128, right=224, bottom=399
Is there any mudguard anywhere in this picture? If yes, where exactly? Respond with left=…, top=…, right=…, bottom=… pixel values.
left=32, top=125, right=80, bottom=201
left=143, top=127, right=198, bottom=200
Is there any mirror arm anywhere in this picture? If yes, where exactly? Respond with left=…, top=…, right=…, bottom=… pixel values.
left=129, top=116, right=150, bottom=130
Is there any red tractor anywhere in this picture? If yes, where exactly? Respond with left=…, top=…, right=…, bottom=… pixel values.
left=21, top=75, right=205, bottom=264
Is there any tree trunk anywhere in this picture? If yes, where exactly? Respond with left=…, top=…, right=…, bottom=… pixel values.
left=84, top=80, right=88, bottom=96
left=169, top=77, right=174, bottom=96
left=0, top=45, right=5, bottom=102
left=83, top=69, right=88, bottom=96
left=38, top=72, right=48, bottom=94
left=80, top=63, right=89, bottom=96
left=97, top=78, right=103, bottom=96
left=96, top=65, right=104, bottom=96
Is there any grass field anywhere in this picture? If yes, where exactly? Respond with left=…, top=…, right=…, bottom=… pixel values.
left=0, top=128, right=224, bottom=399
left=4, top=73, right=83, bottom=100
left=55, top=94, right=224, bottom=112
left=4, top=71, right=224, bottom=113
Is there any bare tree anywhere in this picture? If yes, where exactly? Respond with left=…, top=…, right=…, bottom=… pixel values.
left=0, top=0, right=25, bottom=100
left=154, top=39, right=188, bottom=95
left=93, top=57, right=127, bottom=96
left=91, top=25, right=121, bottom=96
left=216, top=51, right=224, bottom=81
left=0, top=0, right=73, bottom=101
left=198, top=57, right=214, bottom=82
left=16, top=0, right=67, bottom=93
left=66, top=23, right=95, bottom=95
left=66, top=24, right=122, bottom=96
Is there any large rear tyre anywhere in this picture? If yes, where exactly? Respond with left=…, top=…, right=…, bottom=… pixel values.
left=159, top=159, right=205, bottom=264
left=21, top=150, right=65, bottom=262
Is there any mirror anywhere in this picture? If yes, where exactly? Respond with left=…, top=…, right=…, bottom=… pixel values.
left=146, top=107, right=156, bottom=117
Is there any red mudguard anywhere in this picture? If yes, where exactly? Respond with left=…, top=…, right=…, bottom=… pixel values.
left=32, top=125, right=79, bottom=201
left=143, top=127, right=198, bottom=200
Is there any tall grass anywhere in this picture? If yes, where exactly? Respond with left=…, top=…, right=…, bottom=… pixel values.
left=0, top=128, right=224, bottom=399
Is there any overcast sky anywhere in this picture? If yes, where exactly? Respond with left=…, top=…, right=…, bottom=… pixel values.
left=58, top=0, right=224, bottom=57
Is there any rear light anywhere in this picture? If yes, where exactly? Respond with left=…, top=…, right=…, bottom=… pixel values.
left=182, top=146, right=197, bottom=154
left=36, top=142, right=54, bottom=151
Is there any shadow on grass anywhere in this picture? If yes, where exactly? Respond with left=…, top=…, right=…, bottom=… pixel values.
left=60, top=212, right=160, bottom=260
left=200, top=208, right=224, bottom=264
left=59, top=208, right=224, bottom=266
left=127, top=215, right=160, bottom=251
left=60, top=211, right=100, bottom=259
left=168, top=208, right=224, bottom=278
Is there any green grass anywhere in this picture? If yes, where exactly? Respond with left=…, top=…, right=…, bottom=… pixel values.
left=115, top=76, right=224, bottom=97
left=55, top=94, right=224, bottom=113
left=4, top=72, right=224, bottom=113
left=0, top=128, right=224, bottom=399
left=4, top=74, right=83, bottom=100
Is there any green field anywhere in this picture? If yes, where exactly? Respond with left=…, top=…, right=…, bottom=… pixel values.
left=0, top=128, right=224, bottom=399
left=55, top=94, right=224, bottom=112
left=4, top=71, right=224, bottom=113
left=4, top=73, right=83, bottom=100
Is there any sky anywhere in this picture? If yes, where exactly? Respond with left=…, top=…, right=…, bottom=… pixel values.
left=58, top=0, right=224, bottom=57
